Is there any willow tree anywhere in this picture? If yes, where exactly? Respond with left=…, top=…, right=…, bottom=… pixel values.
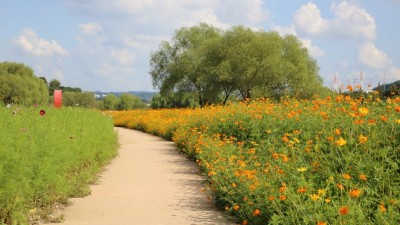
left=150, top=23, right=222, bottom=106
left=150, top=24, right=324, bottom=106
left=211, top=26, right=322, bottom=99
left=0, top=62, right=48, bottom=105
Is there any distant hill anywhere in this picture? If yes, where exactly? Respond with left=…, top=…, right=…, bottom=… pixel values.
left=373, top=80, right=400, bottom=91
left=94, top=91, right=158, bottom=102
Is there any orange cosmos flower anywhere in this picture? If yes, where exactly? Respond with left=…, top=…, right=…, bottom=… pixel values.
left=380, top=115, right=388, bottom=122
left=349, top=188, right=361, bottom=197
left=272, top=153, right=279, bottom=159
left=336, top=183, right=345, bottom=190
left=282, top=136, right=289, bottom=143
left=280, top=195, right=287, bottom=201
left=347, top=85, right=354, bottom=92
left=342, top=174, right=351, bottom=180
left=297, top=187, right=307, bottom=194
left=334, top=128, right=341, bottom=135
left=339, top=206, right=349, bottom=215
left=395, top=106, right=400, bottom=112
left=354, top=119, right=364, bottom=125
left=379, top=203, right=387, bottom=213
left=359, top=174, right=368, bottom=181
left=268, top=196, right=275, bottom=201
left=252, top=209, right=260, bottom=216
left=233, top=205, right=240, bottom=211
left=317, top=221, right=327, bottom=225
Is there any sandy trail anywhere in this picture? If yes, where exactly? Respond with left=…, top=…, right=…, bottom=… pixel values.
left=46, top=127, right=235, bottom=225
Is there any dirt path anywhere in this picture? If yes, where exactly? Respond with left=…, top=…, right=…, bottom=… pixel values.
left=46, top=127, right=236, bottom=225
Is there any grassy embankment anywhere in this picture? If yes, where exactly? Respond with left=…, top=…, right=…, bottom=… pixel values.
left=110, top=93, right=399, bottom=225
left=0, top=106, right=118, bottom=224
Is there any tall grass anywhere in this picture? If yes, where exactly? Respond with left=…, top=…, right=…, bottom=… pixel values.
left=0, top=106, right=118, bottom=224
left=110, top=93, right=400, bottom=225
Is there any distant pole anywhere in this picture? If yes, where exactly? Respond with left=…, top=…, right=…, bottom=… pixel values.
left=360, top=72, right=364, bottom=91
left=54, top=90, right=62, bottom=108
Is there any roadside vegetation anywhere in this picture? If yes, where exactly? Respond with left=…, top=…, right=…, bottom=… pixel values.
left=109, top=92, right=400, bottom=225
left=0, top=106, right=118, bottom=224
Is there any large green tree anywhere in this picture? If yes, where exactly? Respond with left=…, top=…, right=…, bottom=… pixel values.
left=150, top=24, right=325, bottom=105
left=0, top=62, right=48, bottom=105
left=150, top=23, right=222, bottom=106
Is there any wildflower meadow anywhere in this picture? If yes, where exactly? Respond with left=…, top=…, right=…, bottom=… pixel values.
left=0, top=106, right=117, bottom=224
left=110, top=93, right=400, bottom=225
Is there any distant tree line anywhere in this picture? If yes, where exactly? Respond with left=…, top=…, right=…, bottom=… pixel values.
left=0, top=61, right=147, bottom=110
left=101, top=93, right=146, bottom=110
left=150, top=23, right=331, bottom=107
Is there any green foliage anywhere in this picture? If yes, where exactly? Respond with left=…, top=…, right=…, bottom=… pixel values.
left=150, top=92, right=199, bottom=109
left=150, top=24, right=325, bottom=106
left=0, top=62, right=48, bottom=106
left=61, top=92, right=96, bottom=108
left=102, top=94, right=119, bottom=110
left=48, top=79, right=82, bottom=96
left=117, top=93, right=146, bottom=110
left=0, top=106, right=118, bottom=224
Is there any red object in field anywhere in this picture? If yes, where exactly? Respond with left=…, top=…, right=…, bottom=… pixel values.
left=54, top=90, right=62, bottom=108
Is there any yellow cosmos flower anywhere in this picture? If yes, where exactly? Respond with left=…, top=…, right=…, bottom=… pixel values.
left=335, top=137, right=347, bottom=146
left=358, top=135, right=368, bottom=144
left=310, top=194, right=320, bottom=201
left=297, top=167, right=308, bottom=172
left=359, top=107, right=369, bottom=116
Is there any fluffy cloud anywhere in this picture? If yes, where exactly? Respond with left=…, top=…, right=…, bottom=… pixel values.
left=14, top=28, right=68, bottom=57
left=358, top=42, right=392, bottom=69
left=64, top=0, right=268, bottom=30
left=293, top=3, right=328, bottom=37
left=358, top=42, right=400, bottom=82
left=294, top=2, right=376, bottom=41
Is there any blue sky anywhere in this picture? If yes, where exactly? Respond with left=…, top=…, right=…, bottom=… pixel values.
left=1, top=0, right=399, bottom=92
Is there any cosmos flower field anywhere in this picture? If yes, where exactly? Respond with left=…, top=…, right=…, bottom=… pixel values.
left=110, top=93, right=399, bottom=225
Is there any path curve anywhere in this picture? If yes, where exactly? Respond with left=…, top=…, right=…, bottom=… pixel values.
left=47, top=127, right=235, bottom=225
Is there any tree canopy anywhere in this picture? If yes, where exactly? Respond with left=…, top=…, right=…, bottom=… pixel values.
left=0, top=62, right=48, bottom=105
left=150, top=24, right=325, bottom=107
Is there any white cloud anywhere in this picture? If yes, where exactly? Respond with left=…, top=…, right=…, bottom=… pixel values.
left=14, top=28, right=68, bottom=57
left=294, top=2, right=376, bottom=41
left=110, top=48, right=135, bottom=65
left=358, top=42, right=392, bottom=69
left=270, top=24, right=296, bottom=36
left=79, top=22, right=103, bottom=35
left=76, top=23, right=108, bottom=44
left=64, top=0, right=268, bottom=29
left=330, top=2, right=376, bottom=41
left=293, top=3, right=329, bottom=37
